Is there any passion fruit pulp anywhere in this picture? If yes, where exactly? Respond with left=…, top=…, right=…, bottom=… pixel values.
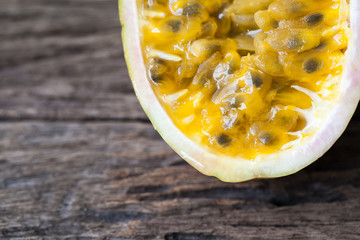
left=119, top=0, right=360, bottom=182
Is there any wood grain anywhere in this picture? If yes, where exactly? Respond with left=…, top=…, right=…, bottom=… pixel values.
left=0, top=0, right=145, bottom=121
left=0, top=0, right=359, bottom=239
left=0, top=121, right=359, bottom=239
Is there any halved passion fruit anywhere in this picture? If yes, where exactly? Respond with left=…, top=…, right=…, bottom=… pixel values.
left=119, top=0, right=360, bottom=182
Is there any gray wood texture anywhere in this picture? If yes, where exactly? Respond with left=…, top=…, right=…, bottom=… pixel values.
left=0, top=0, right=359, bottom=239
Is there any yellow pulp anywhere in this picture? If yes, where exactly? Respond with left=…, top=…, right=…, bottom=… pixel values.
left=140, top=0, right=349, bottom=159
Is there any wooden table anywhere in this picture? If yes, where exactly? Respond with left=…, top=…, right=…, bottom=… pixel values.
left=1, top=0, right=359, bottom=239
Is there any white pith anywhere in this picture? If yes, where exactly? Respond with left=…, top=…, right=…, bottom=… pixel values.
left=119, top=0, right=360, bottom=182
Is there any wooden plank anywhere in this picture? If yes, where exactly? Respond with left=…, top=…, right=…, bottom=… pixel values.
left=0, top=121, right=359, bottom=239
left=0, top=0, right=147, bottom=121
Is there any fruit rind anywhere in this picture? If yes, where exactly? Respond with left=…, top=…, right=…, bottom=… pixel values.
left=119, top=0, right=360, bottom=182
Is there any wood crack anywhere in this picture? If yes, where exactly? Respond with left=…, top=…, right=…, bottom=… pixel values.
left=60, top=183, right=79, bottom=219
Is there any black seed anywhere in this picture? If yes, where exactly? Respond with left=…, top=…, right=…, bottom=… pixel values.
left=183, top=4, right=201, bottom=16
left=149, top=58, right=166, bottom=83
left=287, top=36, right=302, bottom=50
left=271, top=81, right=282, bottom=91
left=272, top=20, right=279, bottom=28
left=151, top=58, right=165, bottom=65
left=202, top=68, right=214, bottom=79
left=315, top=42, right=326, bottom=50
left=303, top=59, right=320, bottom=73
left=206, top=45, right=221, bottom=56
left=228, top=66, right=236, bottom=74
left=216, top=134, right=232, bottom=147
left=259, top=132, right=275, bottom=145
left=251, top=73, right=263, bottom=88
left=200, top=21, right=214, bottom=37
left=167, top=19, right=182, bottom=32
left=306, top=13, right=324, bottom=26
left=230, top=96, right=243, bottom=108
left=149, top=70, right=163, bottom=83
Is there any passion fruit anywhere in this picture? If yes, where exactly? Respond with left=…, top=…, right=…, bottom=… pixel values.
left=119, top=0, right=360, bottom=182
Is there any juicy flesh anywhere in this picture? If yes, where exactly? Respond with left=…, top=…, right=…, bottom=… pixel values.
left=140, top=0, right=349, bottom=159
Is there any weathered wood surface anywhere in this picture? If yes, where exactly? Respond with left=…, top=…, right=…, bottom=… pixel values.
left=0, top=0, right=145, bottom=121
left=0, top=0, right=359, bottom=239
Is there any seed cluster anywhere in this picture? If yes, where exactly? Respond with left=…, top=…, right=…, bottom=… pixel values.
left=141, top=0, right=349, bottom=158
